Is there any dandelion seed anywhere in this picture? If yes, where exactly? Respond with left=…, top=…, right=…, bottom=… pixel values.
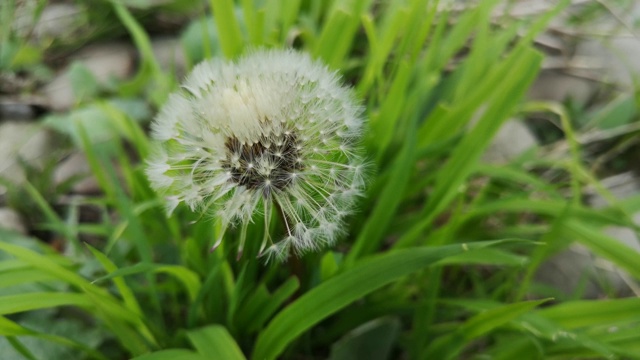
left=145, top=49, right=368, bottom=261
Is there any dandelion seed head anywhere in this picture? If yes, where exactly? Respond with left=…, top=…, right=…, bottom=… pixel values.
left=146, top=49, right=368, bottom=261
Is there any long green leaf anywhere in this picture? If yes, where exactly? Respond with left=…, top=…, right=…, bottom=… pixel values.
left=449, top=299, right=623, bottom=359
left=187, top=325, right=246, bottom=360
left=91, top=262, right=201, bottom=302
left=0, top=315, right=109, bottom=360
left=132, top=349, right=208, bottom=360
left=85, top=244, right=143, bottom=316
left=253, top=240, right=518, bottom=360
left=235, top=276, right=300, bottom=333
left=566, top=220, right=640, bottom=280
left=210, top=0, right=243, bottom=58
left=347, top=105, right=417, bottom=262
left=424, top=299, right=551, bottom=359
left=0, top=292, right=90, bottom=315
left=0, top=242, right=91, bottom=290
left=398, top=47, right=544, bottom=248
left=538, top=297, right=640, bottom=329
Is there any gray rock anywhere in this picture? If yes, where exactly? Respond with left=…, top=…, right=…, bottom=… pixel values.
left=152, top=37, right=188, bottom=78
left=527, top=70, right=595, bottom=105
left=591, top=173, right=640, bottom=253
left=575, top=37, right=640, bottom=89
left=537, top=173, right=640, bottom=298
left=0, top=100, right=37, bottom=120
left=0, top=208, right=27, bottom=235
left=527, top=1, right=640, bottom=102
left=588, top=172, right=640, bottom=209
left=42, top=43, right=134, bottom=111
left=0, top=121, right=55, bottom=195
left=535, top=244, right=606, bottom=298
left=54, top=152, right=100, bottom=194
left=483, top=119, right=538, bottom=164
left=556, top=1, right=640, bottom=90
left=33, top=4, right=86, bottom=40
left=13, top=3, right=88, bottom=41
left=603, top=213, right=640, bottom=253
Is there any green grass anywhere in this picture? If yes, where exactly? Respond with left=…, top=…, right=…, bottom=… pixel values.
left=1, top=0, right=640, bottom=359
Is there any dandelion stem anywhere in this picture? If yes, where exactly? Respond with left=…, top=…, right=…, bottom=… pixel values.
left=274, top=199, right=305, bottom=280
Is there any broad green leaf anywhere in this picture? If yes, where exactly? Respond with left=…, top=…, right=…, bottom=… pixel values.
left=433, top=247, right=529, bottom=267
left=329, top=317, right=400, bottom=360
left=85, top=244, right=143, bottom=316
left=0, top=293, right=90, bottom=315
left=424, top=299, right=551, bottom=359
left=538, top=297, right=640, bottom=329
left=236, top=277, right=300, bottom=333
left=91, top=262, right=201, bottom=302
left=347, top=106, right=417, bottom=262
left=210, top=0, right=243, bottom=58
left=132, top=349, right=208, bottom=360
left=253, top=240, right=519, bottom=360
left=187, top=325, right=246, bottom=360
left=0, top=316, right=33, bottom=336
left=566, top=220, right=640, bottom=280
left=0, top=242, right=90, bottom=290
left=0, top=268, right=57, bottom=289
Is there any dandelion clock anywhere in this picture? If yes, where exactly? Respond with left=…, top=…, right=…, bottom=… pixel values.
left=146, top=49, right=368, bottom=261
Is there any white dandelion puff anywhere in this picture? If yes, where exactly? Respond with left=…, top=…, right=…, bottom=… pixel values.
left=146, top=49, right=368, bottom=261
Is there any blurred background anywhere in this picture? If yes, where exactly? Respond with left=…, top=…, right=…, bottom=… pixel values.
left=1, top=0, right=640, bottom=359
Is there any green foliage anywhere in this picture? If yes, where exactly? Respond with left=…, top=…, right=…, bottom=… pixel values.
left=1, top=0, right=640, bottom=359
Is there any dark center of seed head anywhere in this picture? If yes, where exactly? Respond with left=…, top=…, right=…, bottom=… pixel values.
left=222, top=132, right=304, bottom=197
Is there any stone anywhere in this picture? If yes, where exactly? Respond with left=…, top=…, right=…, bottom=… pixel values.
left=574, top=37, right=640, bottom=89
left=0, top=121, right=55, bottom=195
left=590, top=173, right=640, bottom=253
left=152, top=37, right=188, bottom=78
left=0, top=100, right=37, bottom=120
left=33, top=4, right=87, bottom=40
left=13, top=3, right=86, bottom=40
left=588, top=172, right=640, bottom=209
left=0, top=208, right=27, bottom=235
left=536, top=173, right=640, bottom=298
left=54, top=152, right=100, bottom=194
left=562, top=1, right=640, bottom=90
left=483, top=119, right=538, bottom=164
left=41, top=43, right=134, bottom=111
left=527, top=70, right=595, bottom=105
left=535, top=244, right=607, bottom=298
left=603, top=213, right=640, bottom=253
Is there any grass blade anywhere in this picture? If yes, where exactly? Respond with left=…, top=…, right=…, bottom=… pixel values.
left=210, top=0, right=243, bottom=58
left=187, top=325, right=246, bottom=360
left=253, top=240, right=519, bottom=360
